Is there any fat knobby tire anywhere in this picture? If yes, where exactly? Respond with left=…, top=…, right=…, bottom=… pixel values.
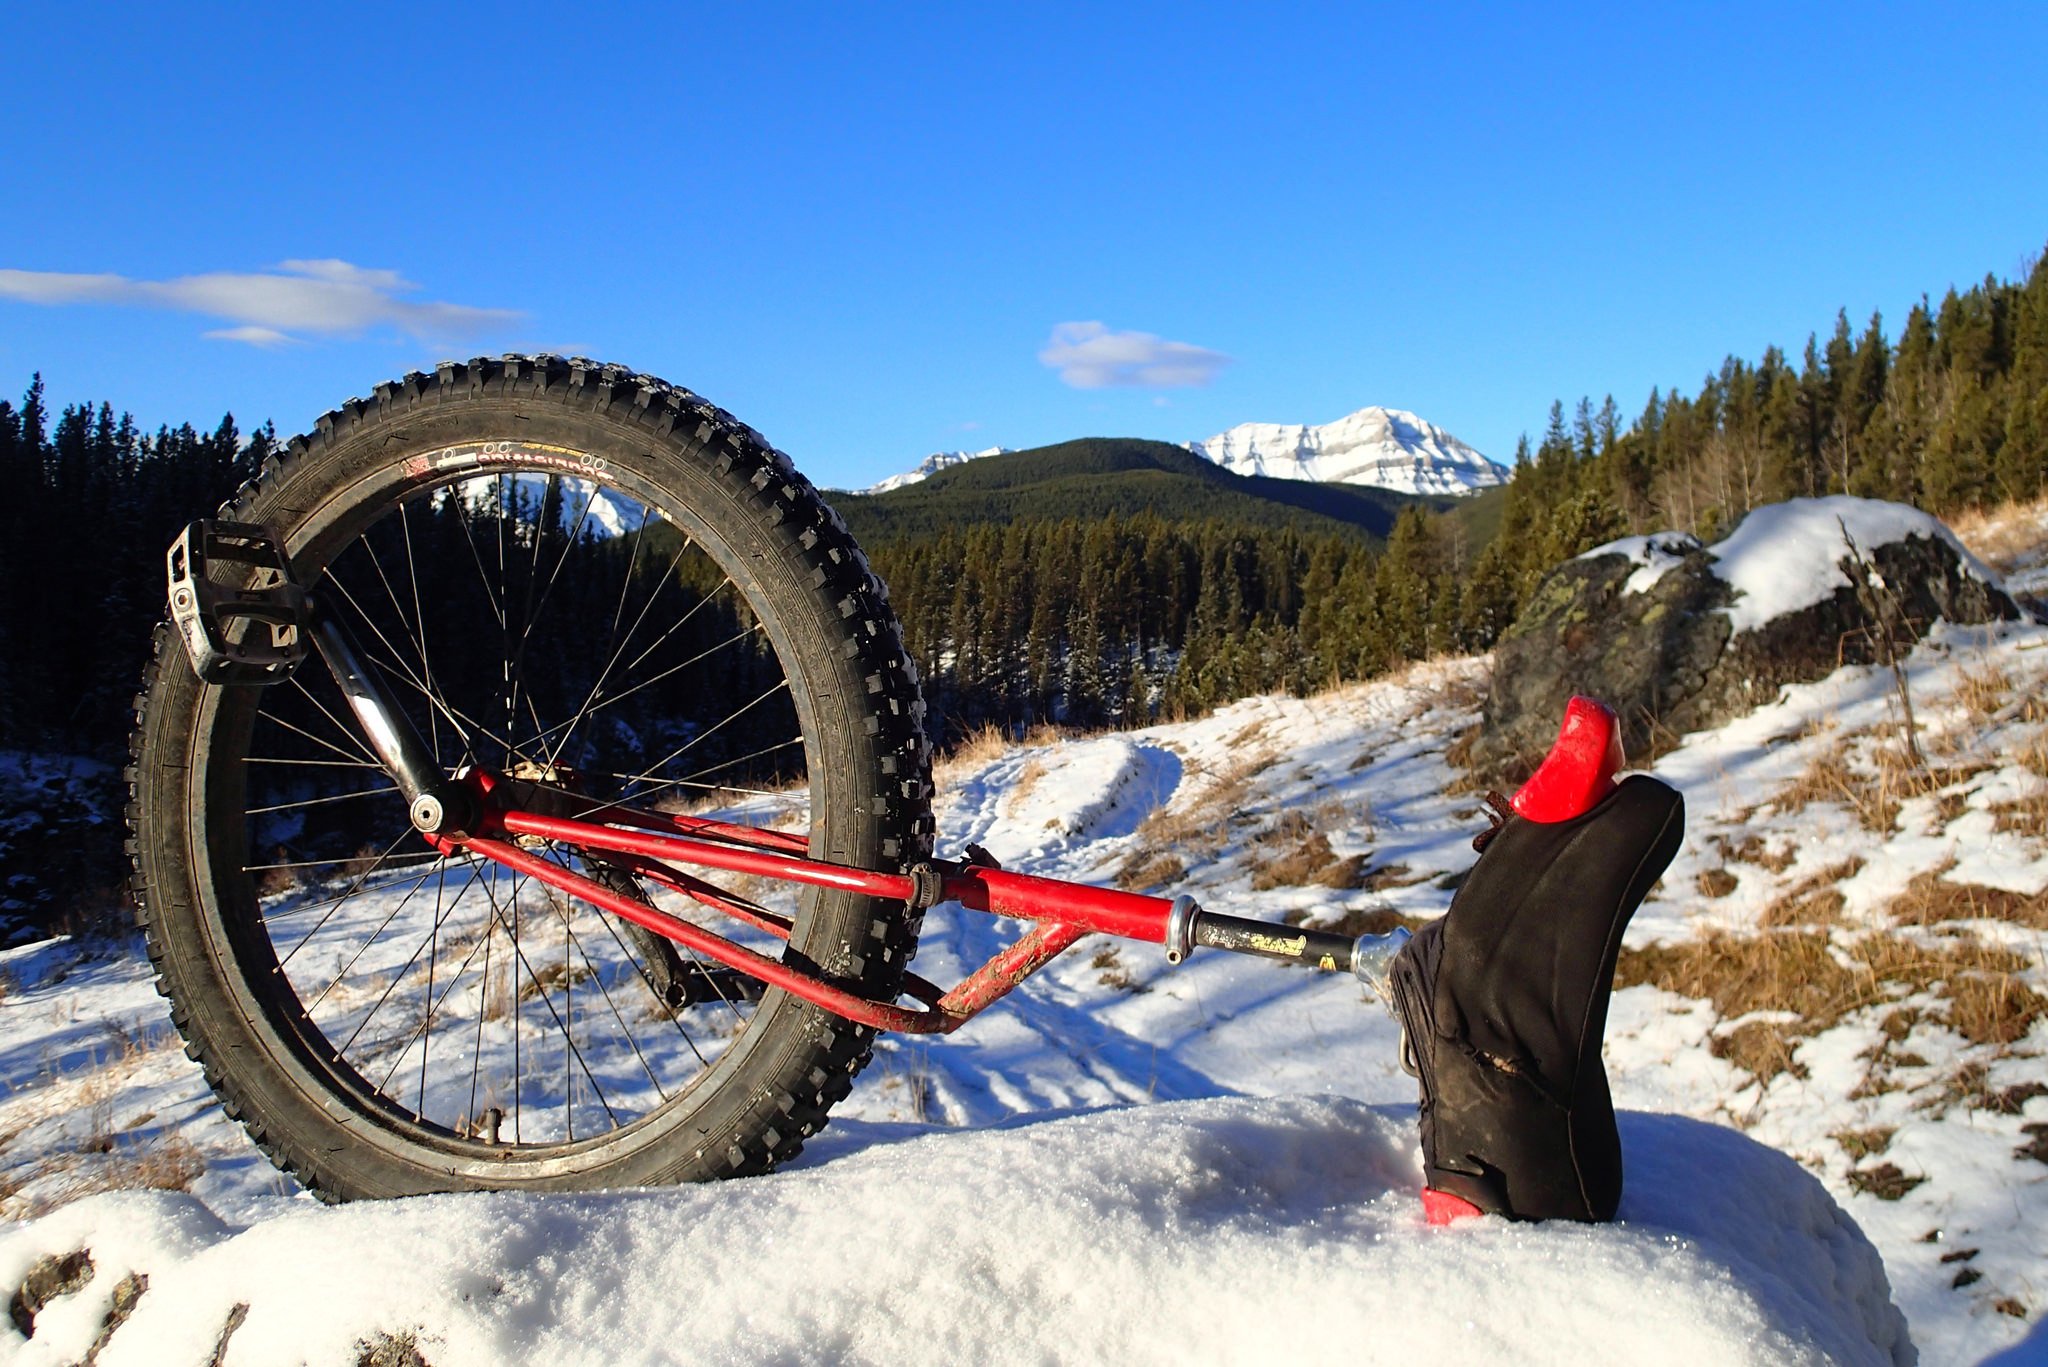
left=126, top=355, right=935, bottom=1199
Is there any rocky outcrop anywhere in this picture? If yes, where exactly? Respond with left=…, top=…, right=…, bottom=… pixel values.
left=1470, top=498, right=2024, bottom=782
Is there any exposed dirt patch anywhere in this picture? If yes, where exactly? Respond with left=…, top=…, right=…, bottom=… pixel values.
left=1847, top=1162, right=1924, bottom=1200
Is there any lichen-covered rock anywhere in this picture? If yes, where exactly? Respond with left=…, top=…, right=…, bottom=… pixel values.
left=1471, top=497, right=2024, bottom=782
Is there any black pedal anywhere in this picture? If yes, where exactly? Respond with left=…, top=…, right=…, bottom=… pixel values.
left=166, top=521, right=312, bottom=685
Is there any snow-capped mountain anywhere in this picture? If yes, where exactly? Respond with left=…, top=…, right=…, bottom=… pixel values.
left=1188, top=407, right=1507, bottom=496
left=863, top=446, right=1012, bottom=495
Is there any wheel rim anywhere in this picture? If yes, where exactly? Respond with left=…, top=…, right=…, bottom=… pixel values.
left=200, top=460, right=821, bottom=1154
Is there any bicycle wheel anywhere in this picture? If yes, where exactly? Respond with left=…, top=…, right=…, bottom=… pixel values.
left=128, top=356, right=933, bottom=1199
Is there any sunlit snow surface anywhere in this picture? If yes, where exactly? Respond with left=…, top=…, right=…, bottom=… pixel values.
left=0, top=1103, right=1907, bottom=1367
left=8, top=565, right=2048, bottom=1357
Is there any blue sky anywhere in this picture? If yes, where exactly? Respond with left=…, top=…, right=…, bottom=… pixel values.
left=3, top=3, right=2045, bottom=490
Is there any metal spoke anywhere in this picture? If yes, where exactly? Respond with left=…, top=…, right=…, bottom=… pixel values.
left=610, top=678, right=792, bottom=802
left=523, top=619, right=764, bottom=760
left=535, top=536, right=707, bottom=763
left=476, top=865, right=620, bottom=1133
left=246, top=784, right=399, bottom=818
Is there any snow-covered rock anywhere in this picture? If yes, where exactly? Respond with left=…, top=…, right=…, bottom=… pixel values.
left=1188, top=407, right=1507, bottom=496
left=1477, top=497, right=2023, bottom=775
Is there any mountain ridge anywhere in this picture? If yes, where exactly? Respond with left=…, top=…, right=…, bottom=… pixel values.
left=858, top=404, right=1505, bottom=498
left=1187, top=406, right=1506, bottom=496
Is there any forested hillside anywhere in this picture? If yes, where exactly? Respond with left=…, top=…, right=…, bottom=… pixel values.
left=831, top=436, right=1435, bottom=543
left=0, top=383, right=273, bottom=752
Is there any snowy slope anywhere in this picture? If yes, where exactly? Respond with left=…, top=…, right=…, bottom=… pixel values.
left=7, top=513, right=2048, bottom=1361
left=1188, top=406, right=1508, bottom=496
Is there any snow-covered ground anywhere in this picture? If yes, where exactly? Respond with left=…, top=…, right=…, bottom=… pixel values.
left=4, top=509, right=2048, bottom=1363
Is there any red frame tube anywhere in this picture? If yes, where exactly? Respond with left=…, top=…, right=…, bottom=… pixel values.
left=465, top=797, right=1173, bottom=1033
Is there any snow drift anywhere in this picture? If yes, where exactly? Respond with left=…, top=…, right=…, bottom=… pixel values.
left=0, top=1097, right=1909, bottom=1367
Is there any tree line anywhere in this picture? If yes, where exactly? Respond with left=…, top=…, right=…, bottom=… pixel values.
left=1473, top=247, right=2048, bottom=603
left=0, top=379, right=276, bottom=753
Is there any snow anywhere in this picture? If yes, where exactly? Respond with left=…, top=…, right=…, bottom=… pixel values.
left=9, top=517, right=2048, bottom=1360
left=1710, top=497, right=2003, bottom=635
left=1187, top=406, right=1508, bottom=497
left=1580, top=532, right=1704, bottom=595
left=0, top=1100, right=1907, bottom=1367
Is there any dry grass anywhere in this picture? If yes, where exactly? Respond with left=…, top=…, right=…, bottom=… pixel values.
left=932, top=721, right=1013, bottom=784
left=1089, top=945, right=1147, bottom=993
left=1948, top=659, right=2015, bottom=725
left=1772, top=732, right=1990, bottom=835
left=1113, top=850, right=1185, bottom=893
left=1991, top=792, right=2048, bottom=839
left=5, top=1132, right=208, bottom=1219
left=1846, top=1162, right=1924, bottom=1200
left=1113, top=750, right=1276, bottom=888
left=1890, top=869, right=2048, bottom=930
left=1243, top=800, right=1373, bottom=890
left=1947, top=493, right=2048, bottom=574
left=1697, top=867, right=1740, bottom=899
left=1833, top=1126, right=1896, bottom=1160
left=1615, top=925, right=2048, bottom=1086
left=1714, top=832, right=1797, bottom=874
left=1758, top=859, right=1864, bottom=929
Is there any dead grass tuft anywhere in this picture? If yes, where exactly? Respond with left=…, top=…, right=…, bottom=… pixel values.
left=1890, top=870, right=2048, bottom=930
left=1292, top=904, right=1427, bottom=938
left=1089, top=945, right=1147, bottom=993
left=1949, top=660, right=2014, bottom=724
left=1847, top=1162, right=1924, bottom=1200
left=1982, top=1082, right=2048, bottom=1115
left=1697, top=867, right=1740, bottom=899
left=933, top=722, right=1014, bottom=784
left=1947, top=493, right=2048, bottom=573
left=1713, top=1021, right=1805, bottom=1083
left=1991, top=792, right=2048, bottom=839
left=1113, top=850, right=1185, bottom=893
left=1833, top=1126, right=1896, bottom=1160
left=1715, top=833, right=1796, bottom=874
left=1759, top=859, right=1863, bottom=929
left=1773, top=735, right=1989, bottom=835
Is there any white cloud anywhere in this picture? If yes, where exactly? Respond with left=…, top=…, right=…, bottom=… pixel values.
left=0, top=260, right=522, bottom=345
left=203, top=325, right=297, bottom=348
left=1038, top=321, right=1231, bottom=389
